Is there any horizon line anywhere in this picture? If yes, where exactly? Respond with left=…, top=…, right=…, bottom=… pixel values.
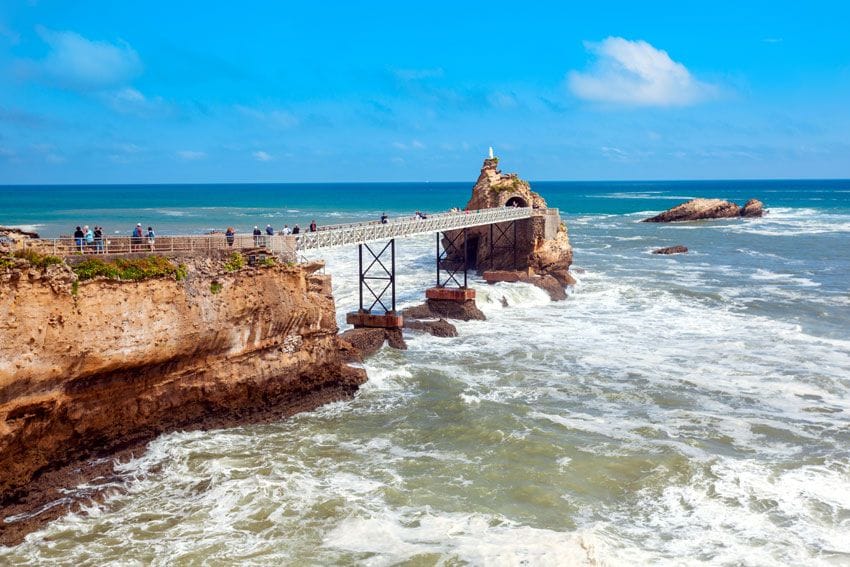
left=2, top=177, right=849, bottom=188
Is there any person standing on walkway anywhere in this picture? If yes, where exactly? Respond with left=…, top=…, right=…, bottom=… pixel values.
left=309, top=220, right=317, bottom=232
left=265, top=224, right=274, bottom=236
left=74, top=226, right=85, bottom=252
left=132, top=223, right=143, bottom=251
left=225, top=227, right=235, bottom=247
left=380, top=213, right=388, bottom=224
left=94, top=226, right=104, bottom=253
left=84, top=226, right=94, bottom=253
left=253, top=225, right=262, bottom=246
left=147, top=226, right=156, bottom=251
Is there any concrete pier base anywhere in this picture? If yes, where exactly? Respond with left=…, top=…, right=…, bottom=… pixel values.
left=346, top=311, right=404, bottom=329
left=425, top=287, right=476, bottom=301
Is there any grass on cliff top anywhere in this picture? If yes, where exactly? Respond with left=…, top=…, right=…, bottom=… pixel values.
left=3, top=248, right=64, bottom=269
left=73, top=256, right=188, bottom=282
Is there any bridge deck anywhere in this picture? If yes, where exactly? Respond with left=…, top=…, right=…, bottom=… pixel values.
left=295, top=207, right=534, bottom=251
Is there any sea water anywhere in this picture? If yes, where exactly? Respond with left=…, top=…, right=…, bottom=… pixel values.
left=1, top=180, right=849, bottom=565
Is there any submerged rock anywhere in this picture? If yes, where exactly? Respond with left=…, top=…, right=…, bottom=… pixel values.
left=403, top=318, right=458, bottom=337
left=642, top=198, right=766, bottom=222
left=339, top=327, right=407, bottom=358
left=652, top=245, right=689, bottom=255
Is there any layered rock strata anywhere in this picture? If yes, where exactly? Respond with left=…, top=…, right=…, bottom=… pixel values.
left=643, top=198, right=765, bottom=222
left=0, top=255, right=365, bottom=543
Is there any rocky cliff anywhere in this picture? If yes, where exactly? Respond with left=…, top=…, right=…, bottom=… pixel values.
left=444, top=158, right=574, bottom=297
left=0, top=255, right=364, bottom=542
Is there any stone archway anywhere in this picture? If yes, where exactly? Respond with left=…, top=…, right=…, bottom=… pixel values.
left=504, top=195, right=528, bottom=208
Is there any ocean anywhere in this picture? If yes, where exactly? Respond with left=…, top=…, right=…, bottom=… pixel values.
left=1, top=179, right=849, bottom=565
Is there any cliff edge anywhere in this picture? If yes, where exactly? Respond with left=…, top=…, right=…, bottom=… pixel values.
left=0, top=253, right=365, bottom=543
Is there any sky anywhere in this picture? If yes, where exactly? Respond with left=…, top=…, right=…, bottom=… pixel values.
left=1, top=1, right=849, bottom=184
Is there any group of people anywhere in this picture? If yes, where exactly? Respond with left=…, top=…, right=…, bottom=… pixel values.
left=71, top=223, right=155, bottom=253
left=224, top=221, right=319, bottom=247
left=72, top=225, right=105, bottom=253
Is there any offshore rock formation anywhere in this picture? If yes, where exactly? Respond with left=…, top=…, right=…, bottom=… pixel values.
left=652, top=245, right=689, bottom=255
left=0, top=255, right=365, bottom=544
left=642, top=198, right=765, bottom=222
left=443, top=157, right=574, bottom=299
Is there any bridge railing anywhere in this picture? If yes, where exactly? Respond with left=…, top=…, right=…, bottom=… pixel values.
left=20, top=234, right=297, bottom=260
left=295, top=206, right=533, bottom=251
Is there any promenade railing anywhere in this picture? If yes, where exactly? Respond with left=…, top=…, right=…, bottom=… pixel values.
left=19, top=207, right=540, bottom=259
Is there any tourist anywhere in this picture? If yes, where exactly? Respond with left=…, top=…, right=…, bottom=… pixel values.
left=132, top=223, right=143, bottom=251
left=265, top=224, right=274, bottom=236
left=225, top=227, right=235, bottom=247
left=147, top=226, right=156, bottom=251
left=94, top=226, right=104, bottom=253
left=309, top=220, right=317, bottom=232
left=73, top=226, right=84, bottom=252
left=253, top=225, right=262, bottom=246
left=381, top=213, right=388, bottom=224
left=292, top=225, right=301, bottom=234
left=84, top=226, right=94, bottom=252
left=281, top=224, right=292, bottom=235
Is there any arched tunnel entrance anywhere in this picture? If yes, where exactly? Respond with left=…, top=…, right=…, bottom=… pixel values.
left=505, top=196, right=527, bottom=208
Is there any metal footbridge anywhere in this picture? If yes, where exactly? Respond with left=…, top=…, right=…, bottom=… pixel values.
left=294, top=206, right=533, bottom=251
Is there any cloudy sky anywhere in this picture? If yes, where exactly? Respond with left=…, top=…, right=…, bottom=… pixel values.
left=1, top=1, right=848, bottom=183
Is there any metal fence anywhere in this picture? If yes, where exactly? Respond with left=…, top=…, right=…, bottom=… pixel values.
left=23, top=233, right=297, bottom=259
left=17, top=207, right=540, bottom=259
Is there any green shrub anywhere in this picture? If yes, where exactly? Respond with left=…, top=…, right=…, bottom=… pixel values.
left=258, top=256, right=276, bottom=267
left=223, top=252, right=244, bottom=272
left=73, top=255, right=185, bottom=282
left=13, top=248, right=63, bottom=269
left=210, top=281, right=223, bottom=294
left=71, top=280, right=79, bottom=296
left=176, top=263, right=188, bottom=281
left=0, top=256, right=13, bottom=270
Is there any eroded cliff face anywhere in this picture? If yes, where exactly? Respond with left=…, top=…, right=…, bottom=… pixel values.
left=0, top=258, right=365, bottom=507
left=446, top=158, right=574, bottom=291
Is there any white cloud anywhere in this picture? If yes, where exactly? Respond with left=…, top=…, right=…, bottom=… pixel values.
left=30, top=27, right=142, bottom=91
left=236, top=105, right=299, bottom=129
left=568, top=37, right=716, bottom=106
left=104, top=87, right=169, bottom=116
left=176, top=150, right=206, bottom=161
left=253, top=150, right=273, bottom=161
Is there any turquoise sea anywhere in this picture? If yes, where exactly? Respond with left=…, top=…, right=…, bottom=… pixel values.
left=1, top=179, right=849, bottom=565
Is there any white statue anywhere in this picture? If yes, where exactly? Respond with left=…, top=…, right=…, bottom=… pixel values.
left=488, top=146, right=494, bottom=159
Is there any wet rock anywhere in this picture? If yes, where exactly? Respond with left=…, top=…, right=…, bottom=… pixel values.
left=741, top=198, right=765, bottom=218
left=338, top=328, right=387, bottom=358
left=403, top=318, right=458, bottom=337
left=385, top=329, right=407, bottom=350
left=500, top=296, right=509, bottom=308
left=652, top=245, right=689, bottom=255
left=403, top=298, right=486, bottom=321
left=530, top=274, right=567, bottom=301
left=643, top=199, right=743, bottom=222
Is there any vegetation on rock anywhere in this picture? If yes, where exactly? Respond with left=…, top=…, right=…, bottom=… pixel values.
left=74, top=256, right=187, bottom=282
left=223, top=252, right=245, bottom=272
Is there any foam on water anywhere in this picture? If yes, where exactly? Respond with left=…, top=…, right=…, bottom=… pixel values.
left=3, top=200, right=850, bottom=565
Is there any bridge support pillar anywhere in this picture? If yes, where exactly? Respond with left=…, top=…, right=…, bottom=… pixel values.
left=346, top=239, right=403, bottom=329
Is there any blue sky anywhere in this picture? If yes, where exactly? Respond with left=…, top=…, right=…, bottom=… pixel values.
left=1, top=1, right=849, bottom=183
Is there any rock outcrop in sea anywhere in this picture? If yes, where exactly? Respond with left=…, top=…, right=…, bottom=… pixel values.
left=652, top=245, right=689, bottom=255
left=642, top=198, right=765, bottom=222
left=0, top=253, right=364, bottom=544
left=430, top=157, right=574, bottom=303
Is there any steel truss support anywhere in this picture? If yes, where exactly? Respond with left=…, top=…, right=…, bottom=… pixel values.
left=435, top=229, right=468, bottom=289
left=488, top=220, right=518, bottom=270
left=358, top=239, right=396, bottom=314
